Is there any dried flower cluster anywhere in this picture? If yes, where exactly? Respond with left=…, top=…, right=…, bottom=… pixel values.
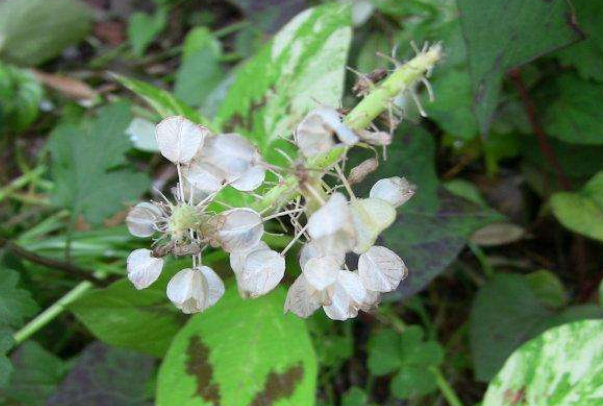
left=125, top=44, right=441, bottom=320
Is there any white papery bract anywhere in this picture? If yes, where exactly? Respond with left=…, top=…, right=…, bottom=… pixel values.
left=284, top=274, right=322, bottom=318
left=126, top=202, right=162, bottom=237
left=166, top=266, right=224, bottom=314
left=216, top=208, right=264, bottom=253
left=307, top=193, right=356, bottom=255
left=185, top=161, right=226, bottom=193
left=295, top=107, right=359, bottom=157
left=237, top=248, right=285, bottom=298
left=155, top=116, right=207, bottom=164
left=323, top=270, right=367, bottom=321
left=350, top=198, right=396, bottom=254
left=127, top=248, right=164, bottom=290
left=358, top=245, right=407, bottom=292
left=370, top=177, right=415, bottom=208
left=303, top=256, right=341, bottom=290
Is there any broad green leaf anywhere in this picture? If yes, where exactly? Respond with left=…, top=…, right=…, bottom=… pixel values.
left=470, top=273, right=603, bottom=382
left=0, top=269, right=38, bottom=328
left=225, top=0, right=306, bottom=33
left=47, top=342, right=155, bottom=406
left=390, top=366, right=438, bottom=399
left=0, top=0, right=91, bottom=66
left=525, top=270, right=567, bottom=310
left=309, top=314, right=352, bottom=368
left=128, top=9, right=168, bottom=57
left=543, top=74, right=603, bottom=145
left=456, top=0, right=583, bottom=135
left=0, top=327, right=14, bottom=388
left=483, top=320, right=603, bottom=405
left=0, top=63, right=43, bottom=132
left=70, top=261, right=187, bottom=357
left=551, top=171, right=603, bottom=242
left=114, top=74, right=211, bottom=127
left=342, top=387, right=369, bottom=406
left=351, top=124, right=502, bottom=298
left=49, top=101, right=150, bottom=225
left=556, top=0, right=603, bottom=82
left=216, top=3, right=352, bottom=165
left=174, top=28, right=224, bottom=107
left=425, top=69, right=478, bottom=140
left=157, top=287, right=317, bottom=406
left=3, top=341, right=67, bottom=406
left=367, top=329, right=402, bottom=376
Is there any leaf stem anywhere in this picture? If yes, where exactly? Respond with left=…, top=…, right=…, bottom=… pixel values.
left=430, top=366, right=465, bottom=406
left=12, top=279, right=98, bottom=345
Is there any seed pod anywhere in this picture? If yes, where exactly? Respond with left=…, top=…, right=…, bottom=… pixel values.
left=357, top=130, right=392, bottom=146
left=348, top=158, right=379, bottom=185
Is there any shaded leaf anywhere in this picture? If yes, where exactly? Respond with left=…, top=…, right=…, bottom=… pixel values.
left=128, top=9, right=167, bottom=57
left=551, top=171, right=603, bottom=242
left=483, top=320, right=603, bottom=405
left=0, top=0, right=91, bottom=66
left=470, top=273, right=602, bottom=382
left=0, top=269, right=38, bottom=329
left=70, top=261, right=187, bottom=357
left=525, top=269, right=567, bottom=310
left=47, top=342, right=155, bottom=406
left=49, top=101, right=150, bottom=225
left=157, top=287, right=317, bottom=406
left=3, top=341, right=67, bottom=406
left=457, top=0, right=583, bottom=134
left=0, top=327, right=15, bottom=388
left=226, top=0, right=307, bottom=33
left=342, top=387, right=369, bottom=406
left=216, top=3, right=352, bottom=165
left=543, top=74, right=603, bottom=145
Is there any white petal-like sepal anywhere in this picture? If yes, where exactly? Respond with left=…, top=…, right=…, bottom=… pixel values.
left=303, top=256, right=340, bottom=290
left=155, top=116, right=207, bottom=164
left=198, top=133, right=260, bottom=180
left=323, top=270, right=366, bottom=321
left=238, top=248, right=285, bottom=298
left=370, top=177, right=415, bottom=208
left=358, top=246, right=407, bottom=292
left=230, top=241, right=269, bottom=275
left=127, top=248, right=164, bottom=289
left=308, top=193, right=355, bottom=242
left=186, top=161, right=226, bottom=193
left=230, top=165, right=266, bottom=192
left=284, top=275, right=321, bottom=318
left=295, top=107, right=358, bottom=157
left=299, top=240, right=345, bottom=269
left=166, top=266, right=223, bottom=314
left=216, top=208, right=264, bottom=253
left=126, top=202, right=161, bottom=237
left=350, top=198, right=396, bottom=254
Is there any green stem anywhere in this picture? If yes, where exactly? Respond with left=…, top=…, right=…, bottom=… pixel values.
left=13, top=278, right=101, bottom=345
left=252, top=45, right=442, bottom=214
left=0, top=165, right=47, bottom=203
left=468, top=242, right=494, bottom=278
left=430, top=366, right=465, bottom=406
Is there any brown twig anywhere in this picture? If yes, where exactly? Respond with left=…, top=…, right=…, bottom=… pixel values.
left=509, top=68, right=572, bottom=191
left=0, top=237, right=107, bottom=286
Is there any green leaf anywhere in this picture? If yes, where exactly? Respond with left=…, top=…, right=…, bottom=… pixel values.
left=0, top=269, right=38, bottom=329
left=174, top=28, right=224, bottom=107
left=0, top=327, right=15, bottom=388
left=49, top=101, right=150, bottom=225
left=456, top=0, right=583, bottom=135
left=483, top=320, right=603, bottom=405
left=225, top=0, right=306, bottom=33
left=367, top=329, right=402, bottom=376
left=3, top=341, right=67, bottom=406
left=391, top=366, right=438, bottom=399
left=47, top=342, right=155, bottom=406
left=0, top=63, right=43, bottom=132
left=70, top=262, right=187, bottom=357
left=555, top=0, right=603, bottom=82
left=342, top=387, right=369, bottom=406
left=216, top=3, right=352, bottom=165
left=0, top=0, right=91, bottom=66
left=470, top=273, right=603, bottom=382
left=157, top=287, right=317, bottom=406
left=128, top=8, right=168, bottom=57
left=352, top=124, right=502, bottom=298
left=525, top=270, right=567, bottom=310
left=114, top=74, right=211, bottom=127
left=543, top=74, right=603, bottom=145
left=425, top=69, right=478, bottom=140
left=551, top=171, right=603, bottom=242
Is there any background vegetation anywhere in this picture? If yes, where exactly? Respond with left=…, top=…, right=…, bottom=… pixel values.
left=1, top=0, right=602, bottom=405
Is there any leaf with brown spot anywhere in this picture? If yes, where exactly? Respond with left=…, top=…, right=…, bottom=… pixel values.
left=157, top=287, right=316, bottom=406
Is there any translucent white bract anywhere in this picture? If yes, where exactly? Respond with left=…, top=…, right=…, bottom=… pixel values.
left=155, top=116, right=207, bottom=164
left=166, top=266, right=224, bottom=314
left=238, top=248, right=285, bottom=298
left=370, top=177, right=415, bottom=208
left=358, top=245, right=407, bottom=292
left=216, top=208, right=264, bottom=253
left=127, top=248, right=164, bottom=290
left=350, top=198, right=396, bottom=254
left=126, top=202, right=161, bottom=238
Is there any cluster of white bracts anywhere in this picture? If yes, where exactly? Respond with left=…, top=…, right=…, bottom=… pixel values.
left=124, top=104, right=414, bottom=320
left=125, top=117, right=284, bottom=314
